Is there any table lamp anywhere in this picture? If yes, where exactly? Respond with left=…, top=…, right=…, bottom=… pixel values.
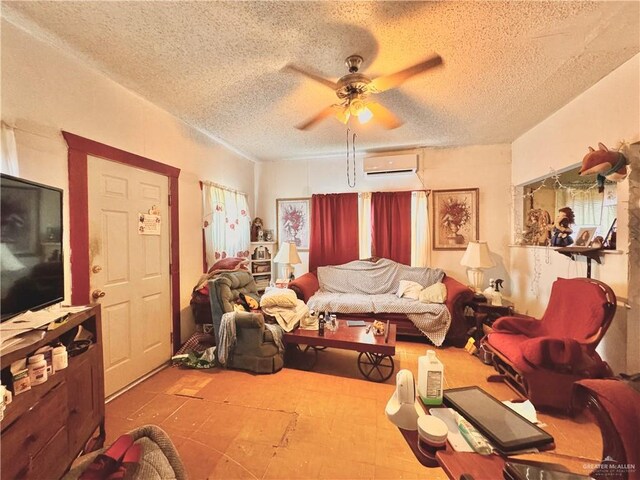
left=273, top=241, right=301, bottom=280
left=460, top=241, right=495, bottom=295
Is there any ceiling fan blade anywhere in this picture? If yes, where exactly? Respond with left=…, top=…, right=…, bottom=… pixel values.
left=283, top=64, right=338, bottom=90
left=367, top=102, right=403, bottom=129
left=369, top=54, right=442, bottom=93
left=296, top=105, right=340, bottom=130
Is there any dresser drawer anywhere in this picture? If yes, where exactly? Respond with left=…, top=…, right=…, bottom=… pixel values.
left=1, top=380, right=68, bottom=479
left=29, top=425, right=70, bottom=480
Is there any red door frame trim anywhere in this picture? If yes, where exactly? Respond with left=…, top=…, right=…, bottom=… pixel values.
left=63, top=131, right=182, bottom=352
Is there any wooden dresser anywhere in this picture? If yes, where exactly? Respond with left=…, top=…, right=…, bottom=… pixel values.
left=1, top=305, right=105, bottom=480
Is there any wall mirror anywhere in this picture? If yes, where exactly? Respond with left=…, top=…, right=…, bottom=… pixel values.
left=515, top=165, right=617, bottom=248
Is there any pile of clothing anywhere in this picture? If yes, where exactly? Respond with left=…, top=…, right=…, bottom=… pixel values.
left=190, top=257, right=250, bottom=325
left=260, top=287, right=311, bottom=332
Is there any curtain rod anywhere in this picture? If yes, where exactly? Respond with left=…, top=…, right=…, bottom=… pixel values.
left=200, top=180, right=247, bottom=197
left=356, top=189, right=430, bottom=194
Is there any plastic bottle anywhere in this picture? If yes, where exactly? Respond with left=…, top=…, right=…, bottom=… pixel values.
left=418, top=350, right=444, bottom=405
left=318, top=313, right=325, bottom=336
left=28, top=354, right=48, bottom=386
left=52, top=345, right=68, bottom=372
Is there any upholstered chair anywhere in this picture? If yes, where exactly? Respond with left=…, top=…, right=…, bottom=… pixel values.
left=208, top=271, right=283, bottom=373
left=573, top=377, right=639, bottom=480
left=484, top=277, right=616, bottom=411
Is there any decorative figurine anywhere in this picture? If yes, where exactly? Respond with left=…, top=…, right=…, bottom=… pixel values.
left=523, top=208, right=551, bottom=246
left=579, top=142, right=629, bottom=193
left=251, top=217, right=264, bottom=242
left=549, top=207, right=575, bottom=247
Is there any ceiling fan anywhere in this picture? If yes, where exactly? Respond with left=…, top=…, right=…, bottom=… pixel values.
left=285, top=53, right=442, bottom=130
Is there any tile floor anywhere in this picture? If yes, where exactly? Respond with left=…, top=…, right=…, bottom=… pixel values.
left=105, top=340, right=603, bottom=479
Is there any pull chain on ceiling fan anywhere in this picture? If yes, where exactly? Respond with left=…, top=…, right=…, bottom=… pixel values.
left=285, top=53, right=443, bottom=130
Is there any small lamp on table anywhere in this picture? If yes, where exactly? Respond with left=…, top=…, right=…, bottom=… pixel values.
left=460, top=241, right=495, bottom=298
left=273, top=241, right=301, bottom=281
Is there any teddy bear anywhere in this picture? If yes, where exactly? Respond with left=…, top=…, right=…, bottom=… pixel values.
left=579, top=143, right=629, bottom=193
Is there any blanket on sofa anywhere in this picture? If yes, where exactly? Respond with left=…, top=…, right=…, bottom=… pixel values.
left=312, top=259, right=450, bottom=345
left=307, top=292, right=451, bottom=346
left=317, top=258, right=444, bottom=295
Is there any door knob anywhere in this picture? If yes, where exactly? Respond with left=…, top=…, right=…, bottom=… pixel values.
left=92, top=265, right=102, bottom=273
left=92, top=289, right=106, bottom=299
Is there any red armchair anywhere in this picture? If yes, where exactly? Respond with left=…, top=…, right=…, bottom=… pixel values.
left=484, top=277, right=616, bottom=411
left=573, top=377, right=640, bottom=480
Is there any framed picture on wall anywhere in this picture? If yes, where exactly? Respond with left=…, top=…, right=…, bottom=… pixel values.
left=276, top=197, right=310, bottom=251
left=603, top=218, right=617, bottom=249
left=432, top=188, right=479, bottom=250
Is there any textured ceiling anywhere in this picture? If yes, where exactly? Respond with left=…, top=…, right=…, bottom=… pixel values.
left=3, top=1, right=639, bottom=162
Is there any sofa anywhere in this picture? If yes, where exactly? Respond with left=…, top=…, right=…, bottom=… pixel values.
left=289, top=259, right=474, bottom=347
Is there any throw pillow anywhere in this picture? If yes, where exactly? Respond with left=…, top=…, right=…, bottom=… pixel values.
left=207, top=257, right=248, bottom=274
left=397, top=280, right=424, bottom=300
left=419, top=282, right=447, bottom=304
left=260, top=288, right=298, bottom=308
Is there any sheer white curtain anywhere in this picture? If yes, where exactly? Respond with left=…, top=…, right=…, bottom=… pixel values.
left=1, top=122, right=19, bottom=176
left=358, top=192, right=372, bottom=259
left=202, top=182, right=251, bottom=270
left=411, top=191, right=429, bottom=267
left=555, top=187, right=617, bottom=233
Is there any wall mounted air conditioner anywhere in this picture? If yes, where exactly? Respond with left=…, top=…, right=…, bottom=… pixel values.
left=363, top=153, right=419, bottom=176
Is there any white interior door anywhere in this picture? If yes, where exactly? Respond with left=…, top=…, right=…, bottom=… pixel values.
left=88, top=156, right=172, bottom=396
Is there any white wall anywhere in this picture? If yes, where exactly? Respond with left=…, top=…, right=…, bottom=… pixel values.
left=511, top=54, right=640, bottom=373
left=1, top=20, right=256, bottom=342
left=256, top=144, right=512, bottom=287
left=255, top=151, right=425, bottom=277
left=422, top=145, right=512, bottom=287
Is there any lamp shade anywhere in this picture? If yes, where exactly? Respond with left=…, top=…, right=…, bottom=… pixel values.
left=273, top=242, right=301, bottom=265
left=460, top=241, right=494, bottom=269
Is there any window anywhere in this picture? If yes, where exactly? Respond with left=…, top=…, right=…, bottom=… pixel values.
left=517, top=167, right=617, bottom=247
left=202, top=182, right=251, bottom=270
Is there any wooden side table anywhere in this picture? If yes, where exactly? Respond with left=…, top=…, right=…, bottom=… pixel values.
left=468, top=298, right=514, bottom=342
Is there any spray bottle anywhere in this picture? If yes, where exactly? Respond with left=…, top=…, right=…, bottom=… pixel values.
left=418, top=350, right=444, bottom=406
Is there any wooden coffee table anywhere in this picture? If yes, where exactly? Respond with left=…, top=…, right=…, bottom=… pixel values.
left=283, top=320, right=397, bottom=382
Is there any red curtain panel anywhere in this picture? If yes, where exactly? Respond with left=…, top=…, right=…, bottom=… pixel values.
left=371, top=191, right=412, bottom=265
left=309, top=193, right=360, bottom=272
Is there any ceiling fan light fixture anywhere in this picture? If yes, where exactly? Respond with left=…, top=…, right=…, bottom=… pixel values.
left=358, top=107, right=373, bottom=124
left=290, top=52, right=442, bottom=130
left=349, top=98, right=366, bottom=116
left=335, top=107, right=350, bottom=124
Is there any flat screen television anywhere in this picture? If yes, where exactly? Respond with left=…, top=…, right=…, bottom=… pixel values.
left=1, top=173, right=64, bottom=321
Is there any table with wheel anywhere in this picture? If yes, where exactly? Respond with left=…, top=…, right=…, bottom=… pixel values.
left=283, top=320, right=397, bottom=382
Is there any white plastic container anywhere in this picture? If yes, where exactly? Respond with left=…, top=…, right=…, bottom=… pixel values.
left=52, top=346, right=68, bottom=372
left=417, top=415, right=448, bottom=457
left=28, top=354, right=48, bottom=386
left=418, top=350, right=444, bottom=406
